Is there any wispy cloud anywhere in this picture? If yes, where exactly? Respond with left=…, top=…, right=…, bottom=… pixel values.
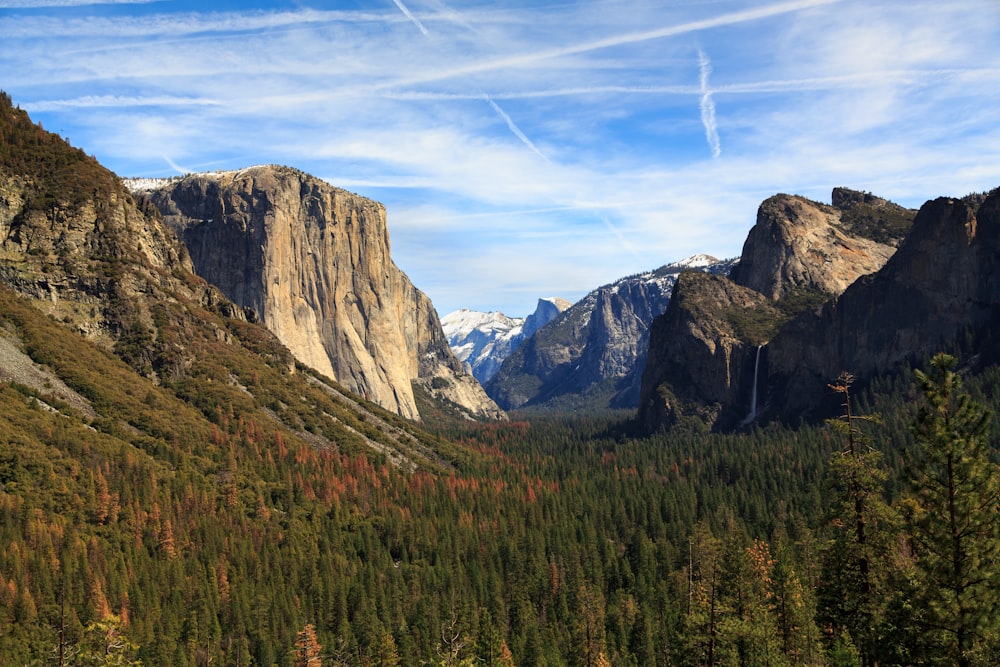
left=485, top=96, right=547, bottom=160
left=2, top=0, right=998, bottom=316
left=698, top=50, right=721, bottom=158
left=391, top=0, right=429, bottom=36
left=0, top=0, right=156, bottom=6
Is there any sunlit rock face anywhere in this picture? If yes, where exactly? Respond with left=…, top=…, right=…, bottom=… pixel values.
left=139, top=165, right=503, bottom=422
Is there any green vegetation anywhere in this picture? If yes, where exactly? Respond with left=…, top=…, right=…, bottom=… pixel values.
left=3, top=282, right=999, bottom=665
left=0, top=92, right=119, bottom=213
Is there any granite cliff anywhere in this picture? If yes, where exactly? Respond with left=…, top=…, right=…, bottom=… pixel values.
left=487, top=256, right=734, bottom=412
left=639, top=189, right=916, bottom=431
left=135, top=167, right=503, bottom=422
left=765, top=190, right=1000, bottom=421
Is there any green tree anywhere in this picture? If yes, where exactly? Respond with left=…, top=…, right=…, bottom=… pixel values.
left=900, top=354, right=1000, bottom=666
left=77, top=615, right=142, bottom=667
left=818, top=373, right=895, bottom=666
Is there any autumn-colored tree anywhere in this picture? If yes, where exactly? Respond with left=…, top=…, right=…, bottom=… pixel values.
left=294, top=623, right=323, bottom=667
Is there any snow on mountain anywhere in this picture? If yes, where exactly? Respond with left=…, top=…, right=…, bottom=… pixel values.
left=441, top=298, right=570, bottom=384
left=484, top=254, right=737, bottom=411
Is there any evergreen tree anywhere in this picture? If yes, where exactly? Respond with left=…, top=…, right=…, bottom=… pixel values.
left=900, top=354, right=1000, bottom=666
left=818, top=373, right=895, bottom=666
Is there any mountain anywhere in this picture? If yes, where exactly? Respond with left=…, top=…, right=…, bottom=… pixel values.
left=441, top=297, right=570, bottom=384
left=637, top=187, right=978, bottom=431
left=486, top=255, right=735, bottom=412
left=130, top=167, right=503, bottom=422
left=766, top=190, right=1000, bottom=421
left=0, top=92, right=474, bottom=465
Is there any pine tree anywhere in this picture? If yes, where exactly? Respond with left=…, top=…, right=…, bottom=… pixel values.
left=818, top=372, right=895, bottom=666
left=901, top=354, right=1000, bottom=666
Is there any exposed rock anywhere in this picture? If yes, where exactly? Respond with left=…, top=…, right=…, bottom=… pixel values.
left=441, top=297, right=570, bottom=384
left=636, top=271, right=781, bottom=431
left=486, top=256, right=734, bottom=411
left=766, top=190, right=1000, bottom=420
left=728, top=192, right=910, bottom=300
left=138, top=166, right=503, bottom=422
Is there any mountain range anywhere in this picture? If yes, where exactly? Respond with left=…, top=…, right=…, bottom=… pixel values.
left=440, top=297, right=571, bottom=384
left=483, top=254, right=735, bottom=412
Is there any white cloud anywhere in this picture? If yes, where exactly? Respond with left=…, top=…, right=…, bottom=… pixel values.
left=3, top=0, right=998, bottom=316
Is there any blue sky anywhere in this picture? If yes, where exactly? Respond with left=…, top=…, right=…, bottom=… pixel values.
left=2, top=0, right=999, bottom=317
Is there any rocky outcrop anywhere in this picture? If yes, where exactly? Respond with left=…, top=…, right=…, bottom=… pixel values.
left=639, top=189, right=916, bottom=432
left=486, top=256, right=733, bottom=411
left=636, top=272, right=781, bottom=431
left=0, top=100, right=211, bottom=361
left=728, top=192, right=909, bottom=300
left=639, top=187, right=1000, bottom=432
left=137, top=166, right=503, bottom=421
left=766, top=190, right=1000, bottom=420
left=441, top=297, right=570, bottom=384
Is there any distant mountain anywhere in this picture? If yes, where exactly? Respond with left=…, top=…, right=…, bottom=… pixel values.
left=441, top=297, right=571, bottom=384
left=485, top=255, right=735, bottom=412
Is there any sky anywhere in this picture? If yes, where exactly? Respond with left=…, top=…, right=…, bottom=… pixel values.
left=2, top=0, right=999, bottom=318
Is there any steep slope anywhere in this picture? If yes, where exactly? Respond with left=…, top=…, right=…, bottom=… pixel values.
left=441, top=297, right=570, bottom=384
left=766, top=189, right=1000, bottom=420
left=638, top=187, right=1000, bottom=433
left=0, top=93, right=468, bottom=468
left=133, top=168, right=503, bottom=422
left=637, top=272, right=781, bottom=431
left=486, top=255, right=734, bottom=411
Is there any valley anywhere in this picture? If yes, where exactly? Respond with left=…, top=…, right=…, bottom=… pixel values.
left=1, top=92, right=999, bottom=667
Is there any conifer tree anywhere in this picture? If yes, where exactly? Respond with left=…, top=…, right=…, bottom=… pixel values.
left=901, top=354, right=1000, bottom=666
left=818, top=372, right=895, bottom=666
left=294, top=623, right=323, bottom=667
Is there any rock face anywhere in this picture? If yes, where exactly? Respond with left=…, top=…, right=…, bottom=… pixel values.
left=728, top=192, right=904, bottom=299
left=0, top=97, right=207, bottom=360
left=639, top=189, right=916, bottom=431
left=137, top=166, right=503, bottom=422
left=766, top=190, right=1000, bottom=420
left=486, top=256, right=734, bottom=411
left=441, top=297, right=570, bottom=384
left=637, top=272, right=781, bottom=431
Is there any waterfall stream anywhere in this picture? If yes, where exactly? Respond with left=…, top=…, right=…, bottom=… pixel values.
left=742, top=344, right=764, bottom=425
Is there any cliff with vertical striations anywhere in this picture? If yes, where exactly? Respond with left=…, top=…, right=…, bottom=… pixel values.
left=135, top=166, right=503, bottom=422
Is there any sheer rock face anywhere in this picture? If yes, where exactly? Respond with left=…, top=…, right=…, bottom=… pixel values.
left=140, top=166, right=503, bottom=421
left=639, top=188, right=916, bottom=432
left=729, top=193, right=901, bottom=300
left=636, top=272, right=780, bottom=431
left=767, top=191, right=1000, bottom=420
left=486, top=257, right=734, bottom=411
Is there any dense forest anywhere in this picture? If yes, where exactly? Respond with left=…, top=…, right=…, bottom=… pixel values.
left=0, top=91, right=998, bottom=666
left=0, top=264, right=998, bottom=666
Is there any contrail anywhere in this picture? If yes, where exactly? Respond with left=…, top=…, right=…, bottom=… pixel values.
left=377, top=0, right=842, bottom=89
left=164, top=156, right=192, bottom=175
left=391, top=0, right=429, bottom=35
left=698, top=50, right=721, bottom=158
left=389, top=0, right=546, bottom=159
left=486, top=96, right=547, bottom=160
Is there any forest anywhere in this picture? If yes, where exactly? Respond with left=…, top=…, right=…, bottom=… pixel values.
left=0, top=261, right=998, bottom=667
left=0, top=92, right=998, bottom=667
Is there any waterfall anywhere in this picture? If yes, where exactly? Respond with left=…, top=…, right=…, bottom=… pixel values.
left=742, top=344, right=764, bottom=425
